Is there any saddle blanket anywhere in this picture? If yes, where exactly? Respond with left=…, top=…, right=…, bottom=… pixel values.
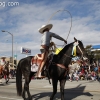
left=31, top=64, right=39, bottom=72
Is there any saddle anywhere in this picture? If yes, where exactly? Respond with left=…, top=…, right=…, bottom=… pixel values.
left=31, top=54, right=53, bottom=73
left=31, top=54, right=42, bottom=66
left=31, top=54, right=42, bottom=72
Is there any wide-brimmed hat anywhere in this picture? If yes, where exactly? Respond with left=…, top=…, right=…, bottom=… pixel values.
left=38, top=24, right=53, bottom=33
left=0, top=56, right=6, bottom=59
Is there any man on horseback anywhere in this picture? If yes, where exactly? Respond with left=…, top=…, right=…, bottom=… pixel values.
left=0, top=57, right=7, bottom=78
left=35, top=24, right=67, bottom=78
left=1, top=57, right=7, bottom=68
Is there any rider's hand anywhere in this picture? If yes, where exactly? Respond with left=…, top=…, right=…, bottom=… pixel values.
left=64, top=40, right=67, bottom=44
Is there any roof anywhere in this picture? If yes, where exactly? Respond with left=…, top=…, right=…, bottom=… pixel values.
left=92, top=45, right=100, bottom=49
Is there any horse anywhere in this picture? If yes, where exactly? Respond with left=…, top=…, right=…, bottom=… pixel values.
left=0, top=61, right=10, bottom=84
left=16, top=37, right=88, bottom=100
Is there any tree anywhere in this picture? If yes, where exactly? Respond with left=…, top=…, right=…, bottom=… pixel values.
left=85, top=45, right=100, bottom=64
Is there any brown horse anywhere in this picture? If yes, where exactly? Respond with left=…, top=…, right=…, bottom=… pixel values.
left=0, top=61, right=9, bottom=84
left=0, top=65, right=3, bottom=79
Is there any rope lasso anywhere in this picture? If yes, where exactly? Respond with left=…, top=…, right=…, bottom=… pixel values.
left=47, top=9, right=72, bottom=54
left=47, top=9, right=72, bottom=45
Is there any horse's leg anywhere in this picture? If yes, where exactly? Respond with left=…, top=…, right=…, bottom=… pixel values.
left=60, top=79, right=66, bottom=100
left=0, top=79, right=2, bottom=83
left=4, top=73, right=7, bottom=83
left=6, top=73, right=9, bottom=84
left=3, top=71, right=7, bottom=84
left=26, top=75, right=32, bottom=100
left=0, top=76, right=2, bottom=83
left=50, top=78, right=58, bottom=100
left=29, top=72, right=34, bottom=82
left=22, top=75, right=32, bottom=100
left=0, top=74, right=2, bottom=83
left=22, top=83, right=26, bottom=99
left=22, top=72, right=34, bottom=100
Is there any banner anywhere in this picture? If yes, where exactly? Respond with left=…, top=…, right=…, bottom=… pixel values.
left=21, top=47, right=31, bottom=55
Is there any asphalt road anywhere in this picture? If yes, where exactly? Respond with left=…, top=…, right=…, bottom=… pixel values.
left=0, top=78, right=100, bottom=100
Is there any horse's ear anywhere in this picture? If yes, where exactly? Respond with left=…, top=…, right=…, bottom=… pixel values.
left=74, top=37, right=77, bottom=42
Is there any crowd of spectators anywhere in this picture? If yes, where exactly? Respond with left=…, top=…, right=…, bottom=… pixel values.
left=68, top=62, right=100, bottom=82
left=9, top=69, right=16, bottom=79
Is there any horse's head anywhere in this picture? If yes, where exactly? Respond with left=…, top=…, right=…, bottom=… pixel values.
left=56, top=37, right=88, bottom=66
left=73, top=37, right=88, bottom=61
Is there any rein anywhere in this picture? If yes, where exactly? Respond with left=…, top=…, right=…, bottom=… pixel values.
left=51, top=41, right=84, bottom=69
left=55, top=42, right=83, bottom=59
left=48, top=40, right=85, bottom=78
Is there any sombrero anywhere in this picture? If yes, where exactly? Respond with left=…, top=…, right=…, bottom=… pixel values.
left=38, top=24, right=53, bottom=33
left=0, top=56, right=6, bottom=59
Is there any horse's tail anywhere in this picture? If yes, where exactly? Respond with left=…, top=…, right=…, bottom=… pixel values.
left=16, top=60, right=22, bottom=96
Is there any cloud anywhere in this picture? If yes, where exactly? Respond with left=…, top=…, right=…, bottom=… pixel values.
left=0, top=0, right=100, bottom=60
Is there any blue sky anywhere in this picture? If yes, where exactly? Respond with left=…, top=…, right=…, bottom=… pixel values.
left=0, top=0, right=100, bottom=60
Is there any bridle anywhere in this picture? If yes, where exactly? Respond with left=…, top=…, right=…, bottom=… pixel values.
left=72, top=41, right=84, bottom=60
left=55, top=41, right=84, bottom=60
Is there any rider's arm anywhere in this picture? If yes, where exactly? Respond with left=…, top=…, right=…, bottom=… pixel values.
left=50, top=32, right=67, bottom=43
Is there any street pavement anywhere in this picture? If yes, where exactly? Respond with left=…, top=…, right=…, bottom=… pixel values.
left=0, top=78, right=100, bottom=100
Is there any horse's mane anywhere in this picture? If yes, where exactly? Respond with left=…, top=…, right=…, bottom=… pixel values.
left=58, top=42, right=74, bottom=57
left=52, top=42, right=74, bottom=64
left=77, top=40, right=85, bottom=51
left=60, top=40, right=84, bottom=55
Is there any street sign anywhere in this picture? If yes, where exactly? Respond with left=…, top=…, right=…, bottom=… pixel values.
left=14, top=55, right=17, bottom=59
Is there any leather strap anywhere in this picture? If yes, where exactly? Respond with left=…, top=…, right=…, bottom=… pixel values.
left=52, top=62, right=67, bottom=70
left=56, top=64, right=68, bottom=77
left=56, top=64, right=68, bottom=71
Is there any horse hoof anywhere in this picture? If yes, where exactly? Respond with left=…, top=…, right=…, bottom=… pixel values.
left=0, top=81, right=2, bottom=83
left=6, top=81, right=8, bottom=84
left=29, top=97, right=32, bottom=100
left=29, top=95, right=32, bottom=100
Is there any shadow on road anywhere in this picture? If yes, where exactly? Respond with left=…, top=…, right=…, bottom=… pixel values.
left=31, top=84, right=93, bottom=100
left=0, top=79, right=25, bottom=86
left=0, top=81, right=16, bottom=86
